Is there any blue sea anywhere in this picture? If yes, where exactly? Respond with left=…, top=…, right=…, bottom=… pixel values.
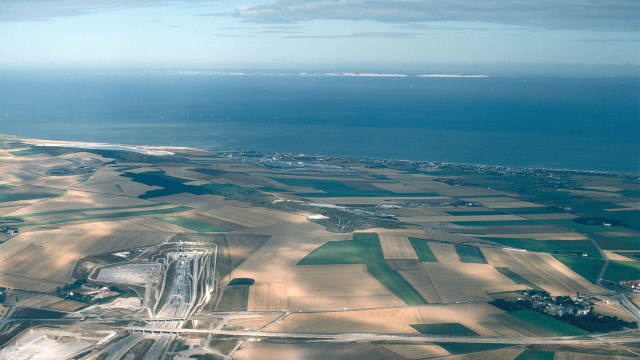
left=1, top=73, right=638, bottom=173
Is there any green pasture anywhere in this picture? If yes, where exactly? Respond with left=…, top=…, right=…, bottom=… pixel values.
left=508, top=310, right=589, bottom=336
left=553, top=256, right=603, bottom=284
left=269, top=177, right=434, bottom=198
left=410, top=323, right=478, bottom=336
left=297, top=240, right=365, bottom=265
left=408, top=238, right=438, bottom=262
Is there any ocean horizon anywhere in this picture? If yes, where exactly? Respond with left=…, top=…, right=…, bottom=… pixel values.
left=1, top=73, right=638, bottom=174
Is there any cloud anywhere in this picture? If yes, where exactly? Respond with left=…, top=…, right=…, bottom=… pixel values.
left=1, top=0, right=205, bottom=22
left=234, top=0, right=640, bottom=32
left=284, top=31, right=418, bottom=38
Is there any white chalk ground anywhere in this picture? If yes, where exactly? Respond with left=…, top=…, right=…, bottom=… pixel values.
left=0, top=334, right=93, bottom=360
left=79, top=297, right=142, bottom=314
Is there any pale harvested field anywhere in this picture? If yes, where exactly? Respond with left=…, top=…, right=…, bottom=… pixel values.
left=232, top=233, right=351, bottom=284
left=183, top=180, right=211, bottom=186
left=357, top=227, right=431, bottom=238
left=57, top=151, right=112, bottom=163
left=200, top=206, right=302, bottom=228
left=592, top=297, right=635, bottom=322
left=371, top=182, right=426, bottom=193
left=185, top=211, right=248, bottom=231
left=380, top=344, right=450, bottom=359
left=379, top=235, right=419, bottom=259
left=479, top=313, right=557, bottom=337
left=560, top=189, right=623, bottom=198
left=0, top=205, right=25, bottom=217
left=523, top=213, right=578, bottom=220
left=149, top=193, right=226, bottom=211
left=62, top=218, right=194, bottom=233
left=0, top=275, right=63, bottom=292
left=8, top=190, right=156, bottom=215
left=123, top=167, right=162, bottom=173
left=298, top=196, right=451, bottom=205
left=425, top=228, right=484, bottom=244
left=603, top=250, right=637, bottom=262
left=235, top=217, right=329, bottom=237
left=23, top=174, right=91, bottom=189
left=225, top=234, right=271, bottom=270
left=1, top=154, right=72, bottom=169
left=401, top=180, right=456, bottom=190
left=15, top=294, right=64, bottom=307
left=387, top=259, right=423, bottom=270
left=285, top=265, right=405, bottom=311
left=477, top=233, right=588, bottom=241
left=427, top=242, right=460, bottom=263
left=605, top=203, right=640, bottom=211
left=421, top=263, right=525, bottom=303
left=416, top=303, right=505, bottom=323
left=455, top=225, right=569, bottom=235
left=248, top=282, right=288, bottom=311
left=438, top=348, right=524, bottom=360
left=554, top=353, right=638, bottom=360
left=481, top=201, right=545, bottom=208
left=490, top=249, right=603, bottom=295
left=228, top=313, right=284, bottom=330
left=398, top=269, right=442, bottom=303
left=480, top=248, right=508, bottom=267
left=232, top=342, right=406, bottom=360
left=269, top=307, right=421, bottom=334
left=398, top=215, right=527, bottom=222
left=0, top=229, right=170, bottom=288
left=46, top=300, right=85, bottom=311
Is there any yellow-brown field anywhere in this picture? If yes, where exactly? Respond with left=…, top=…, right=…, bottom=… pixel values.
left=427, top=242, right=460, bottom=263
left=227, top=313, right=284, bottom=330
left=15, top=294, right=65, bottom=308
left=356, top=226, right=431, bottom=238
left=285, top=264, right=405, bottom=311
left=370, top=182, right=426, bottom=193
left=45, top=300, right=86, bottom=311
left=439, top=349, right=525, bottom=360
left=379, top=344, right=451, bottom=359
left=232, top=341, right=407, bottom=360
left=200, top=206, right=302, bottom=228
left=480, top=201, right=545, bottom=208
left=378, top=235, right=419, bottom=259
left=591, top=297, right=636, bottom=322
left=0, top=228, right=170, bottom=290
left=602, top=250, right=637, bottom=262
left=480, top=248, right=603, bottom=295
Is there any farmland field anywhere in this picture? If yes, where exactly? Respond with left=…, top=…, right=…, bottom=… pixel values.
left=513, top=350, right=555, bottom=360
left=603, top=260, right=640, bottom=282
left=455, top=244, right=488, bottom=264
left=409, top=238, right=438, bottom=262
left=297, top=240, right=365, bottom=265
left=553, top=256, right=604, bottom=285
left=410, top=323, right=479, bottom=336
left=507, top=310, right=590, bottom=336
left=154, top=216, right=231, bottom=232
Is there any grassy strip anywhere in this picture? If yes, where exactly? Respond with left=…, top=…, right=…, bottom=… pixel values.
left=604, top=261, right=640, bottom=282
left=410, top=323, right=478, bottom=336
left=514, top=350, right=555, bottom=360
left=553, top=256, right=604, bottom=285
left=256, top=187, right=291, bottom=192
left=455, top=244, right=488, bottom=264
left=155, top=216, right=231, bottom=232
left=494, top=267, right=543, bottom=291
left=9, top=149, right=42, bottom=156
left=408, top=238, right=438, bottom=262
left=297, top=240, right=365, bottom=265
left=545, top=219, right=633, bottom=233
left=434, top=343, right=513, bottom=355
left=484, top=237, right=600, bottom=258
left=1, top=203, right=166, bottom=219
left=0, top=191, right=64, bottom=203
left=19, top=206, right=193, bottom=226
left=508, top=309, right=590, bottom=336
left=356, top=233, right=426, bottom=305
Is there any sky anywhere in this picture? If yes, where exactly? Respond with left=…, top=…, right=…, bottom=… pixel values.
left=0, top=0, right=639, bottom=71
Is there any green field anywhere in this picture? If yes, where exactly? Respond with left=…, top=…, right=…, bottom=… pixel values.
left=155, top=216, right=231, bottom=232
left=356, top=233, right=426, bottom=305
left=545, top=219, right=633, bottom=233
left=484, top=237, right=600, bottom=258
left=0, top=191, right=64, bottom=203
left=455, top=244, right=488, bottom=264
left=514, top=350, right=555, bottom=360
left=270, top=178, right=434, bottom=198
left=434, top=342, right=513, bottom=355
left=603, top=261, right=640, bottom=282
left=445, top=211, right=504, bottom=216
left=410, top=323, right=478, bottom=336
left=9, top=149, right=42, bottom=156
left=451, top=220, right=540, bottom=226
left=592, top=235, right=640, bottom=250
left=408, top=238, right=438, bottom=262
left=1, top=203, right=166, bottom=219
left=553, top=256, right=604, bottom=284
left=297, top=240, right=365, bottom=265
left=508, top=310, right=590, bottom=336
left=19, top=206, right=193, bottom=226
left=494, top=267, right=543, bottom=291
left=256, top=187, right=291, bottom=192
